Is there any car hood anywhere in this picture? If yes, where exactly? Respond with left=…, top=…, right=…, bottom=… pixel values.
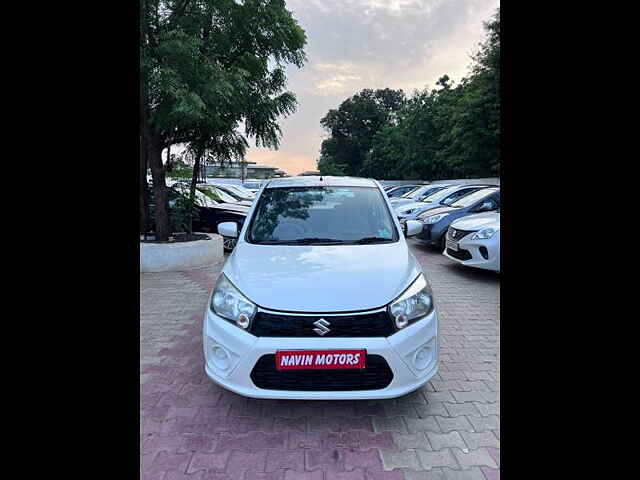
left=450, top=212, right=500, bottom=231
left=224, top=242, right=422, bottom=312
left=389, top=198, right=416, bottom=208
left=395, top=201, right=424, bottom=212
left=418, top=205, right=458, bottom=218
left=396, top=201, right=439, bottom=213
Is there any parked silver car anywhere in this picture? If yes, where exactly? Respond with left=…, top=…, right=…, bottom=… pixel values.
left=395, top=184, right=496, bottom=221
left=389, top=184, right=452, bottom=209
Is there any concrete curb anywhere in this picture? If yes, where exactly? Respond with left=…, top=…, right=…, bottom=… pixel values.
left=140, top=234, right=223, bottom=272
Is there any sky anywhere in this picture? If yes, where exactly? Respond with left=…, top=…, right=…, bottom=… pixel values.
left=171, top=0, right=500, bottom=176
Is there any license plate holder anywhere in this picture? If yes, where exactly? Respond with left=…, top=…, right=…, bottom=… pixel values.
left=275, top=349, right=366, bottom=371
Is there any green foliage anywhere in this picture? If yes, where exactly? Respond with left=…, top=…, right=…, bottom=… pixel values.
left=195, top=185, right=222, bottom=203
left=316, top=153, right=347, bottom=176
left=141, top=0, right=307, bottom=239
left=169, top=193, right=200, bottom=234
left=141, top=0, right=307, bottom=152
left=318, top=88, right=406, bottom=177
left=167, top=167, right=193, bottom=179
left=317, top=8, right=500, bottom=180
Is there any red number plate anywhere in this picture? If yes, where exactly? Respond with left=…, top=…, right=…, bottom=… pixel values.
left=275, top=349, right=366, bottom=371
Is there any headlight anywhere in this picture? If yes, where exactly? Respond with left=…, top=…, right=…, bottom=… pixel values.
left=471, top=227, right=498, bottom=240
left=210, top=274, right=257, bottom=330
left=388, top=275, right=434, bottom=330
left=423, top=213, right=449, bottom=224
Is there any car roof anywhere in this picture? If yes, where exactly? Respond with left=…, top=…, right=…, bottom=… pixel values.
left=454, top=184, right=498, bottom=187
left=438, top=184, right=498, bottom=190
left=265, top=176, right=378, bottom=188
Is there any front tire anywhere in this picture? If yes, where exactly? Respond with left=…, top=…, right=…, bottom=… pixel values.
left=438, top=234, right=447, bottom=252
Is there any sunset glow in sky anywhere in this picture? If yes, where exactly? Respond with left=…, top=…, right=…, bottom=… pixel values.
left=238, top=1, right=500, bottom=176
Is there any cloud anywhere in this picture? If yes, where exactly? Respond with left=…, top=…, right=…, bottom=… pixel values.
left=243, top=0, right=500, bottom=175
left=311, top=62, right=363, bottom=95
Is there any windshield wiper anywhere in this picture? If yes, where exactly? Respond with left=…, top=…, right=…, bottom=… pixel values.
left=352, top=237, right=393, bottom=244
left=260, top=237, right=346, bottom=245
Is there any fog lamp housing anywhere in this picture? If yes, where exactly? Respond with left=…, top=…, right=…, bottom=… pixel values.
left=210, top=344, right=231, bottom=370
left=414, top=343, right=434, bottom=370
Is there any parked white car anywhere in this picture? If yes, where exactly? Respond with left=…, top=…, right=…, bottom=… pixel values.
left=205, top=176, right=438, bottom=399
left=395, top=184, right=494, bottom=221
left=443, top=211, right=500, bottom=272
left=388, top=184, right=451, bottom=209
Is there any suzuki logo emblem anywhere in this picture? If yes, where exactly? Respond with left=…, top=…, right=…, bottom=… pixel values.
left=313, top=318, right=331, bottom=336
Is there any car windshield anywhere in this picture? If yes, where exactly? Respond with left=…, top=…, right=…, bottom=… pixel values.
left=417, top=186, right=447, bottom=200
left=247, top=186, right=399, bottom=245
left=227, top=185, right=254, bottom=197
left=400, top=186, right=425, bottom=198
left=403, top=185, right=446, bottom=200
left=420, top=185, right=458, bottom=203
left=396, top=186, right=418, bottom=195
left=440, top=187, right=484, bottom=206
left=172, top=185, right=221, bottom=208
left=206, top=187, right=237, bottom=203
left=449, top=188, right=499, bottom=208
left=244, top=181, right=261, bottom=189
left=224, top=186, right=250, bottom=200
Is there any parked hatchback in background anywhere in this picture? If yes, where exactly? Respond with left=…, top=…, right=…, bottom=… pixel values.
left=395, top=184, right=494, bottom=221
left=444, top=211, right=500, bottom=272
left=212, top=183, right=255, bottom=203
left=205, top=176, right=438, bottom=399
left=199, top=184, right=253, bottom=207
left=223, top=183, right=256, bottom=200
left=389, top=184, right=451, bottom=209
left=415, top=187, right=500, bottom=250
left=385, top=184, right=421, bottom=198
left=242, top=180, right=264, bottom=193
left=168, top=184, right=249, bottom=251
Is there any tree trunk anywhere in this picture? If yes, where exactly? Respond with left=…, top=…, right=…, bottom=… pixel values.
left=140, top=135, right=149, bottom=234
left=148, top=138, right=170, bottom=241
left=188, top=149, right=203, bottom=235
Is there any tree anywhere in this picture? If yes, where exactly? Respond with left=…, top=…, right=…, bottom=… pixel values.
left=140, top=0, right=306, bottom=240
left=316, top=152, right=347, bottom=176
left=318, top=88, right=405, bottom=177
left=438, top=9, right=500, bottom=176
left=317, top=8, right=500, bottom=181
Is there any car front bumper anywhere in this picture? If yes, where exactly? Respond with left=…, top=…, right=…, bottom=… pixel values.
left=443, top=234, right=500, bottom=272
left=416, top=222, right=448, bottom=246
left=203, top=308, right=438, bottom=400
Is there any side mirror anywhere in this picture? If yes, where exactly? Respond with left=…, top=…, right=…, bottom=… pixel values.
left=476, top=201, right=495, bottom=212
left=218, top=222, right=238, bottom=238
left=404, top=220, right=423, bottom=237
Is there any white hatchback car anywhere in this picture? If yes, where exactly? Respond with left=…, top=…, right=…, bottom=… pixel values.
left=443, top=211, right=500, bottom=272
left=204, top=176, right=438, bottom=399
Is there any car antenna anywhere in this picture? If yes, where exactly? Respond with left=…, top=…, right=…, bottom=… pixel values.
left=319, top=175, right=323, bottom=181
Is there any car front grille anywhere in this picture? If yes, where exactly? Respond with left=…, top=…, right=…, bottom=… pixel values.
left=447, top=228, right=476, bottom=241
left=446, top=248, right=472, bottom=260
left=249, top=310, right=395, bottom=337
left=250, top=354, right=394, bottom=391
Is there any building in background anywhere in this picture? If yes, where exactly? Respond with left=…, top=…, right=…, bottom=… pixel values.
left=204, top=161, right=287, bottom=179
left=299, top=170, right=320, bottom=176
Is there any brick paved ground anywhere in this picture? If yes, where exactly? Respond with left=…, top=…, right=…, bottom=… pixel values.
left=140, top=239, right=500, bottom=480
